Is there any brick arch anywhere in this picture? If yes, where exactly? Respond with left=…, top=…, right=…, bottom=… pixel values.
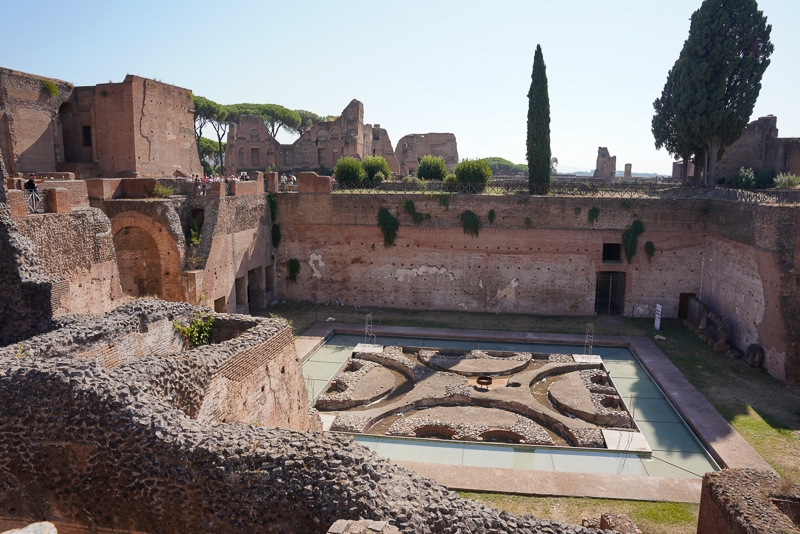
left=111, top=212, right=184, bottom=302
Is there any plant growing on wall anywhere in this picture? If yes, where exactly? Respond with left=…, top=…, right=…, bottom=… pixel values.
left=524, top=217, right=532, bottom=229
left=402, top=199, right=429, bottom=225
left=588, top=206, right=600, bottom=224
left=377, top=208, right=400, bottom=246
left=620, top=201, right=631, bottom=210
left=151, top=184, right=174, bottom=198
left=700, top=204, right=709, bottom=215
left=644, top=241, right=656, bottom=262
left=174, top=313, right=215, bottom=349
left=41, top=80, right=58, bottom=97
left=187, top=215, right=202, bottom=246
left=488, top=209, right=496, bottom=224
left=460, top=210, right=481, bottom=238
left=622, top=219, right=646, bottom=263
left=574, top=207, right=581, bottom=216
left=271, top=223, right=281, bottom=248
left=267, top=193, right=278, bottom=219
left=287, top=258, right=301, bottom=283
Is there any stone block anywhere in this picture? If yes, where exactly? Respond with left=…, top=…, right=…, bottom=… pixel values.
left=706, top=312, right=728, bottom=347
left=745, top=344, right=765, bottom=368
left=6, top=189, right=27, bottom=217
left=686, top=297, right=708, bottom=331
left=265, top=172, right=278, bottom=192
left=44, top=188, right=70, bottom=213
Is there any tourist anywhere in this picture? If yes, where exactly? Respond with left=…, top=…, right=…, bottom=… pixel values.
left=194, top=175, right=201, bottom=195
left=173, top=170, right=179, bottom=178
left=24, top=173, right=38, bottom=193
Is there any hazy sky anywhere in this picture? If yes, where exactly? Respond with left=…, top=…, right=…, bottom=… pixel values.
left=3, top=0, right=798, bottom=173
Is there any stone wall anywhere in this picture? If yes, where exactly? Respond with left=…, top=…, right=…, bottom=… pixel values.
left=593, top=147, right=616, bottom=182
left=716, top=115, right=800, bottom=180
left=273, top=193, right=800, bottom=384
left=395, top=133, right=458, bottom=175
left=696, top=469, right=800, bottom=533
left=0, top=301, right=593, bottom=533
left=13, top=208, right=122, bottom=316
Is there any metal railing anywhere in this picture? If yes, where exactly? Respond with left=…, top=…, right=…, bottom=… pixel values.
left=24, top=190, right=49, bottom=214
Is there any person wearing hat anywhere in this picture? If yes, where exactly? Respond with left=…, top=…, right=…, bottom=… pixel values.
left=24, top=173, right=38, bottom=192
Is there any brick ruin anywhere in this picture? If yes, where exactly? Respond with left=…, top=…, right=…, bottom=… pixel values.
left=593, top=147, right=616, bottom=182
left=395, top=133, right=459, bottom=176
left=671, top=115, right=800, bottom=182
left=3, top=64, right=800, bottom=533
left=0, top=67, right=201, bottom=179
left=225, top=99, right=404, bottom=176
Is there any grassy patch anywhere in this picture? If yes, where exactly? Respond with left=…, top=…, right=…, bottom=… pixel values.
left=457, top=494, right=699, bottom=534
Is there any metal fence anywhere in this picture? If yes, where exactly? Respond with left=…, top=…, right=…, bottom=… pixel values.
left=24, top=190, right=49, bottom=214
left=326, top=180, right=800, bottom=205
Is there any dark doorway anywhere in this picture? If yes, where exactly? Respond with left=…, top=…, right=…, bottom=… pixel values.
left=678, top=292, right=696, bottom=319
left=595, top=272, right=626, bottom=315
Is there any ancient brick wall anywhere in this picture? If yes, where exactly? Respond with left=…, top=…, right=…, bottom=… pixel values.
left=0, top=68, right=73, bottom=175
left=715, top=116, right=779, bottom=180
left=394, top=133, right=458, bottom=175
left=274, top=193, right=799, bottom=383
left=13, top=208, right=122, bottom=316
left=372, top=126, right=400, bottom=175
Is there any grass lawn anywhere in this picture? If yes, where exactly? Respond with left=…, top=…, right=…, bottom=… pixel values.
left=261, top=303, right=800, bottom=532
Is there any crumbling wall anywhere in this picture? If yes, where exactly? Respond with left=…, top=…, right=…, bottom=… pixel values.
left=593, top=147, right=616, bottom=182
left=274, top=193, right=799, bottom=384
left=697, top=469, right=800, bottom=533
left=715, top=116, right=779, bottom=180
left=395, top=133, right=458, bottom=175
left=0, top=315, right=591, bottom=533
left=14, top=208, right=122, bottom=316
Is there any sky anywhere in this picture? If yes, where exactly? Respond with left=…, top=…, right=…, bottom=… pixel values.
left=2, top=0, right=799, bottom=174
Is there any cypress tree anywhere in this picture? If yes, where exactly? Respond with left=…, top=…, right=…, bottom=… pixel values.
left=527, top=44, right=551, bottom=194
left=671, top=0, right=773, bottom=186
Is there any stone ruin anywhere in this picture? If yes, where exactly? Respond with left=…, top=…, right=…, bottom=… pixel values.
left=319, top=345, right=638, bottom=450
left=593, top=147, right=616, bottom=182
left=0, top=299, right=608, bottom=534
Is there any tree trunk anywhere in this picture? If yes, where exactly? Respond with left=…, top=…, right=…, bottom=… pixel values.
left=693, top=153, right=702, bottom=187
left=707, top=137, right=721, bottom=188
left=681, top=158, right=689, bottom=185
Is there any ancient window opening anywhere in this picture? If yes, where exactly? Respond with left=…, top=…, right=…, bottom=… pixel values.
left=82, top=126, right=92, bottom=147
left=318, top=148, right=326, bottom=166
left=214, top=296, right=226, bottom=313
left=331, top=148, right=339, bottom=164
left=266, top=150, right=276, bottom=165
left=330, top=128, right=339, bottom=140
left=251, top=148, right=259, bottom=166
left=316, top=129, right=328, bottom=141
left=238, top=148, right=245, bottom=166
left=602, top=243, right=622, bottom=263
left=595, top=272, right=626, bottom=315
left=250, top=129, right=260, bottom=143
left=373, top=130, right=380, bottom=141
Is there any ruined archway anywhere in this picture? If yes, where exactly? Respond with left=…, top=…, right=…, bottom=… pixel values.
left=110, top=212, right=184, bottom=302
left=114, top=227, right=162, bottom=298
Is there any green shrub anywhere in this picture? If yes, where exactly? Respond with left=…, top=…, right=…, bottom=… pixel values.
left=620, top=201, right=631, bottom=210
left=730, top=167, right=756, bottom=189
left=622, top=219, right=645, bottom=263
left=266, top=163, right=277, bottom=173
left=287, top=258, right=301, bottom=283
left=271, top=223, right=281, bottom=248
left=316, top=165, right=334, bottom=176
left=488, top=209, right=496, bottom=224
left=377, top=207, right=400, bottom=246
left=174, top=313, right=214, bottom=349
left=403, top=199, right=416, bottom=216
left=41, top=80, right=58, bottom=97
left=402, top=176, right=428, bottom=190
left=524, top=217, right=532, bottom=229
left=151, top=184, right=174, bottom=198
left=644, top=241, right=656, bottom=262
left=588, top=206, right=600, bottom=224
left=333, top=157, right=365, bottom=185
left=775, top=172, right=800, bottom=189
left=754, top=168, right=776, bottom=189
left=444, top=174, right=457, bottom=185
left=187, top=212, right=203, bottom=246
left=363, top=155, right=391, bottom=182
left=417, top=155, right=449, bottom=181
left=460, top=210, right=481, bottom=238
left=454, top=159, right=492, bottom=191
left=267, top=193, right=278, bottom=219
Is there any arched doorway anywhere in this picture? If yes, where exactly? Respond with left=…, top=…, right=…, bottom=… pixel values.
left=59, top=102, right=91, bottom=163
left=113, top=226, right=163, bottom=298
